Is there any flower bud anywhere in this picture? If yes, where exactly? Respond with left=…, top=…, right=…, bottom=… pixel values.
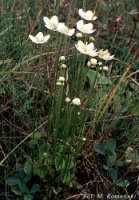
left=65, top=97, right=71, bottom=103
left=72, top=98, right=81, bottom=106
left=102, top=66, right=109, bottom=71
left=60, top=64, right=67, bottom=69
left=76, top=32, right=83, bottom=38
left=56, top=81, right=62, bottom=86
left=87, top=61, right=91, bottom=67
left=43, top=152, right=47, bottom=157
left=58, top=76, right=65, bottom=82
left=90, top=58, right=97, bottom=65
left=89, top=36, right=95, bottom=41
left=59, top=56, right=66, bottom=61
left=98, top=61, right=102, bottom=66
left=82, top=137, right=86, bottom=141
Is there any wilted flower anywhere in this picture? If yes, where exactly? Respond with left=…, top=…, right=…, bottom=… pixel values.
left=57, top=23, right=75, bottom=36
left=65, top=97, right=71, bottom=103
left=60, top=64, right=67, bottom=69
left=90, top=58, right=97, bottom=65
left=43, top=16, right=59, bottom=31
left=98, top=49, right=114, bottom=60
left=75, top=40, right=98, bottom=57
left=76, top=32, right=83, bottom=38
left=78, top=9, right=97, bottom=21
left=76, top=20, right=95, bottom=34
left=29, top=32, right=50, bottom=44
left=58, top=76, right=65, bottom=82
left=72, top=98, right=81, bottom=106
left=59, top=56, right=66, bottom=61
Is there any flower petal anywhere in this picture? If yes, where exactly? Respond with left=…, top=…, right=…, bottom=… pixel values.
left=29, top=35, right=37, bottom=43
left=51, top=16, right=59, bottom=25
left=43, top=34, right=50, bottom=43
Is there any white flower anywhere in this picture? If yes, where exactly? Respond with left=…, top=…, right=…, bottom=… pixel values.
left=72, top=98, right=81, bottom=106
left=43, top=16, right=59, bottom=31
left=102, top=66, right=109, bottom=71
left=76, top=20, right=95, bottom=34
left=57, top=23, right=75, bottom=36
left=76, top=32, right=83, bottom=38
left=75, top=40, right=98, bottom=57
left=58, top=76, right=65, bottom=82
left=90, top=58, right=97, bottom=65
left=65, top=97, right=71, bottom=103
left=29, top=32, right=50, bottom=44
left=60, top=64, right=67, bottom=69
left=78, top=9, right=97, bottom=21
left=59, top=56, right=66, bottom=61
left=98, top=49, right=114, bottom=60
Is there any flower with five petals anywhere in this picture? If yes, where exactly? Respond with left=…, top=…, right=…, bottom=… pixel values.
left=43, top=16, right=59, bottom=31
left=78, top=9, right=97, bottom=21
left=57, top=23, right=75, bottom=36
left=75, top=40, right=98, bottom=57
left=98, top=49, right=114, bottom=60
left=76, top=20, right=95, bottom=34
left=29, top=32, right=50, bottom=44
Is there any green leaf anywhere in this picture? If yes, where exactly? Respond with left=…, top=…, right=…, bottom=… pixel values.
left=55, top=155, right=65, bottom=171
left=24, top=194, right=33, bottom=200
left=11, top=185, right=23, bottom=195
left=65, top=155, right=75, bottom=169
left=6, top=177, right=20, bottom=186
left=87, top=70, right=112, bottom=86
left=116, top=179, right=130, bottom=187
left=24, top=159, right=32, bottom=175
left=30, top=132, right=41, bottom=140
left=18, top=181, right=30, bottom=193
left=106, top=139, right=116, bottom=152
left=109, top=168, right=118, bottom=182
left=39, top=143, right=49, bottom=157
left=30, top=184, right=40, bottom=194
left=108, top=152, right=117, bottom=163
left=28, top=140, right=38, bottom=148
left=94, top=142, right=105, bottom=155
left=60, top=169, right=71, bottom=183
left=131, top=104, right=139, bottom=116
left=33, top=165, right=46, bottom=178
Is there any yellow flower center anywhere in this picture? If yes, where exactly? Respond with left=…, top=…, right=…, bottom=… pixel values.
left=37, top=37, right=44, bottom=42
left=51, top=23, right=57, bottom=30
